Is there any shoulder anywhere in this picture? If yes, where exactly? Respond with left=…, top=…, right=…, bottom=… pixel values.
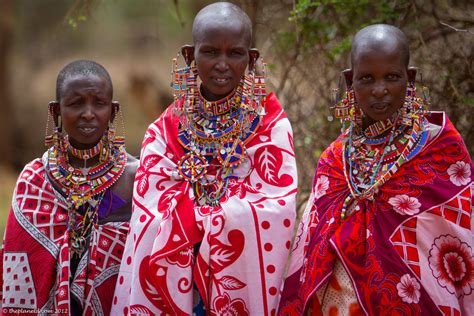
left=425, top=112, right=468, bottom=152
left=17, top=157, right=46, bottom=181
left=121, top=153, right=139, bottom=187
left=111, top=152, right=138, bottom=202
left=125, top=153, right=139, bottom=174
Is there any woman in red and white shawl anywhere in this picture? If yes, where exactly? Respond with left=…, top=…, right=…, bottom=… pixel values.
left=1, top=60, right=138, bottom=315
left=112, top=3, right=297, bottom=316
left=279, top=25, right=473, bottom=315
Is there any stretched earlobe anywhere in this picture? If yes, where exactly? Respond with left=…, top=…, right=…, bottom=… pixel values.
left=248, top=48, right=260, bottom=70
left=181, top=45, right=195, bottom=66
left=343, top=69, right=353, bottom=87
left=407, top=67, right=417, bottom=83
left=49, top=101, right=60, bottom=126
left=111, top=101, right=120, bottom=122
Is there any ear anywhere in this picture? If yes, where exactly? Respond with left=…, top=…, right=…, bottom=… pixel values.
left=181, top=45, right=195, bottom=66
left=342, top=69, right=353, bottom=87
left=111, top=101, right=120, bottom=122
left=407, top=67, right=417, bottom=83
left=49, top=101, right=60, bottom=126
left=248, top=48, right=260, bottom=70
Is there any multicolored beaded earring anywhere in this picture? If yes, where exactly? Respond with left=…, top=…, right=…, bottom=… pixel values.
left=44, top=101, right=66, bottom=155
left=331, top=70, right=363, bottom=129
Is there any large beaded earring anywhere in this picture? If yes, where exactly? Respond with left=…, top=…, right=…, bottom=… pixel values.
left=45, top=101, right=66, bottom=154
left=44, top=102, right=56, bottom=148
left=400, top=67, right=430, bottom=126
left=253, top=61, right=267, bottom=118
left=171, top=53, right=191, bottom=114
left=331, top=70, right=363, bottom=129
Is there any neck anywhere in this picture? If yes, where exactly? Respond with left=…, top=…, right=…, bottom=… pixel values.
left=199, top=85, right=236, bottom=103
left=67, top=153, right=101, bottom=169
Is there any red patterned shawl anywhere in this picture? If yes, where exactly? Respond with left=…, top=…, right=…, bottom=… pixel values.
left=0, top=157, right=129, bottom=315
left=279, top=112, right=473, bottom=315
left=112, top=93, right=297, bottom=315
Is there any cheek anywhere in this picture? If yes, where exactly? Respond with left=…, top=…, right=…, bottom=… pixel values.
left=353, top=87, right=369, bottom=103
left=234, top=60, right=249, bottom=76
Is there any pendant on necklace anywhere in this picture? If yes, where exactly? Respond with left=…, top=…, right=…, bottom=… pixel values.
left=80, top=167, right=90, bottom=176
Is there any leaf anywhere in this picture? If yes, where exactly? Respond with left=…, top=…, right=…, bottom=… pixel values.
left=142, top=154, right=162, bottom=170
left=217, top=275, right=247, bottom=290
left=136, top=173, right=149, bottom=198
left=130, top=305, right=155, bottom=315
left=256, top=147, right=278, bottom=183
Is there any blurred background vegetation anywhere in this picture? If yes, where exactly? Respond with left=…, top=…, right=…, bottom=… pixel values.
left=0, top=0, right=473, bottom=239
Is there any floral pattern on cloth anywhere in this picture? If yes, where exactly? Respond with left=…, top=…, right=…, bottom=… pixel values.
left=279, top=112, right=474, bottom=315
left=0, top=159, right=130, bottom=315
left=112, top=93, right=297, bottom=315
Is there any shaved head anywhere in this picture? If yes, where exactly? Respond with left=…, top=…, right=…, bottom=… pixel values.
left=351, top=24, right=410, bottom=68
left=192, top=2, right=252, bottom=47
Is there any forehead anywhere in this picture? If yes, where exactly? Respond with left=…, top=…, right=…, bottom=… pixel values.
left=194, top=18, right=251, bottom=48
left=353, top=44, right=405, bottom=71
left=60, top=73, right=111, bottom=96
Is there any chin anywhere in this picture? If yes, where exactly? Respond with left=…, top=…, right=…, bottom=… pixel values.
left=70, top=136, right=102, bottom=149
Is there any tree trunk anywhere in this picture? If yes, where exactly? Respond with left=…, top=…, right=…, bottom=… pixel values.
left=0, top=0, right=14, bottom=168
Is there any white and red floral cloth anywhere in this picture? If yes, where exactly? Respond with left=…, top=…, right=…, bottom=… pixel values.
left=112, top=93, right=297, bottom=315
left=279, top=113, right=474, bottom=315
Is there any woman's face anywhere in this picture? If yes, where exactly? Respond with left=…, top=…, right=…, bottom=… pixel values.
left=352, top=47, right=408, bottom=127
left=193, top=23, right=250, bottom=101
left=57, top=73, right=115, bottom=149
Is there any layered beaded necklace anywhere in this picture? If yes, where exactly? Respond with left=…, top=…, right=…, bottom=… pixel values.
left=176, top=66, right=266, bottom=206
left=340, top=101, right=429, bottom=220
left=46, top=135, right=126, bottom=257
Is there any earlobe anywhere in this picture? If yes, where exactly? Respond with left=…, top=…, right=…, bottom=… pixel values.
left=111, top=101, right=120, bottom=122
left=181, top=45, right=195, bottom=66
left=49, top=101, right=60, bottom=126
left=407, top=67, right=417, bottom=82
left=248, top=48, right=260, bottom=70
left=343, top=69, right=353, bottom=87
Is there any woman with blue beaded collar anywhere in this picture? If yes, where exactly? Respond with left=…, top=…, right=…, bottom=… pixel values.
left=113, top=2, right=297, bottom=315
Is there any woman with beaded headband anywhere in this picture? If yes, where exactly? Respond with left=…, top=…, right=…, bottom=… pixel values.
left=279, top=24, right=473, bottom=315
left=113, top=2, right=297, bottom=315
left=1, top=60, right=138, bottom=315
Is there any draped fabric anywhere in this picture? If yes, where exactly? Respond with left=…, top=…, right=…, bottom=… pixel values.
left=279, top=112, right=473, bottom=315
left=0, top=156, right=130, bottom=315
left=112, top=93, right=297, bottom=315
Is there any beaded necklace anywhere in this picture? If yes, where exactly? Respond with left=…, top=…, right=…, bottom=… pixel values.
left=176, top=68, right=266, bottom=206
left=47, top=137, right=127, bottom=257
left=64, top=135, right=102, bottom=160
left=340, top=105, right=429, bottom=220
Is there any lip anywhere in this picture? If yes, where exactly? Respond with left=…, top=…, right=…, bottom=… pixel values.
left=370, top=102, right=390, bottom=113
left=211, top=77, right=231, bottom=87
left=77, top=126, right=98, bottom=135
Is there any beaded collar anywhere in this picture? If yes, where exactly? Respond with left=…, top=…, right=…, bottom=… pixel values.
left=176, top=69, right=266, bottom=205
left=47, top=143, right=126, bottom=208
left=64, top=135, right=102, bottom=160
left=340, top=104, right=429, bottom=220
left=46, top=139, right=126, bottom=257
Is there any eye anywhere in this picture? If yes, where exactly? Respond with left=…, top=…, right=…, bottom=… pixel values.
left=359, top=75, right=373, bottom=83
left=386, top=74, right=401, bottom=81
left=66, top=98, right=82, bottom=107
left=203, top=49, right=217, bottom=55
left=230, top=49, right=245, bottom=56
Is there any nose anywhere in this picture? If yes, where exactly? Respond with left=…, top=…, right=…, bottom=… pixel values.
left=214, top=56, right=229, bottom=72
left=81, top=104, right=95, bottom=120
left=371, top=81, right=388, bottom=97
